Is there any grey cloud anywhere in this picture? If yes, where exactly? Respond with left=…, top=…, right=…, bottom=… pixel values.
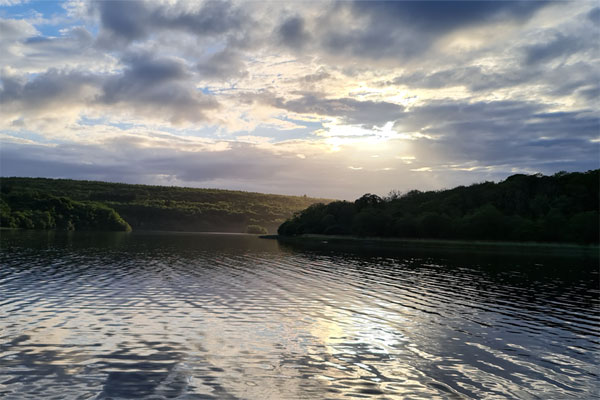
left=389, top=67, right=521, bottom=92
left=315, top=1, right=551, bottom=60
left=576, top=85, right=600, bottom=101
left=320, top=22, right=417, bottom=60
left=0, top=69, right=99, bottom=111
left=524, top=34, right=585, bottom=65
left=10, top=118, right=25, bottom=127
left=0, top=75, right=25, bottom=102
left=197, top=49, right=247, bottom=80
left=546, top=65, right=598, bottom=99
left=21, top=26, right=96, bottom=59
left=104, top=52, right=190, bottom=93
left=0, top=139, right=311, bottom=193
left=96, top=1, right=148, bottom=42
left=277, top=16, right=310, bottom=49
left=95, top=0, right=247, bottom=45
left=0, top=18, right=36, bottom=38
left=349, top=1, right=547, bottom=35
left=390, top=59, right=599, bottom=99
left=533, top=62, right=599, bottom=100
left=0, top=22, right=112, bottom=73
left=0, top=137, right=436, bottom=199
left=0, top=18, right=37, bottom=60
left=394, top=99, right=599, bottom=170
left=272, top=93, right=404, bottom=127
left=70, top=26, right=95, bottom=43
left=298, top=69, right=330, bottom=84
left=99, top=53, right=219, bottom=122
left=0, top=53, right=219, bottom=123
left=24, top=36, right=51, bottom=44
left=394, top=66, right=544, bottom=93
left=398, top=100, right=598, bottom=139
left=0, top=143, right=128, bottom=181
left=155, top=1, right=246, bottom=36
left=588, top=7, right=600, bottom=24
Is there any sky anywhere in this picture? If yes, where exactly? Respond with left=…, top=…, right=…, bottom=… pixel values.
left=0, top=0, right=598, bottom=199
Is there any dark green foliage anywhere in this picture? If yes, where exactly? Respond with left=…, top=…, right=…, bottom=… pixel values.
left=246, top=225, right=268, bottom=234
left=0, top=177, right=330, bottom=233
left=279, top=170, right=600, bottom=244
left=458, top=204, right=510, bottom=240
left=354, top=193, right=383, bottom=211
left=353, top=209, right=388, bottom=237
left=567, top=211, right=599, bottom=243
left=419, top=212, right=453, bottom=239
left=0, top=190, right=131, bottom=231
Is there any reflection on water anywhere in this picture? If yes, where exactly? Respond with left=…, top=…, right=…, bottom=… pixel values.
left=1, top=230, right=598, bottom=399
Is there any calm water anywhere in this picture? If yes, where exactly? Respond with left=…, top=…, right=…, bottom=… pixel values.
left=1, top=231, right=598, bottom=399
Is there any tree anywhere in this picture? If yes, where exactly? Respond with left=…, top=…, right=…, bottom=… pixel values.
left=354, top=193, right=383, bottom=211
left=418, top=212, right=453, bottom=239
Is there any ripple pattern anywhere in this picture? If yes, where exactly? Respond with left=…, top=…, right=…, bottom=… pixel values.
left=1, top=231, right=598, bottom=399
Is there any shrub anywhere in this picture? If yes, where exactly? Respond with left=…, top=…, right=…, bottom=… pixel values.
left=246, top=224, right=268, bottom=234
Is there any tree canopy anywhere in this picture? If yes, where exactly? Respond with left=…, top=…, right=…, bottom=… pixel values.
left=0, top=177, right=330, bottom=233
left=278, top=170, right=599, bottom=244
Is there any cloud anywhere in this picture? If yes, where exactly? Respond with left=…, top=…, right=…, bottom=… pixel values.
left=0, top=18, right=38, bottom=64
left=0, top=135, right=440, bottom=199
left=277, top=15, right=310, bottom=49
left=0, top=69, right=99, bottom=116
left=297, top=69, right=330, bottom=84
left=0, top=0, right=29, bottom=5
left=0, top=1, right=598, bottom=198
left=388, top=58, right=598, bottom=103
left=0, top=51, right=220, bottom=125
left=271, top=93, right=404, bottom=127
left=197, top=48, right=247, bottom=80
left=391, top=66, right=521, bottom=92
left=349, top=1, right=548, bottom=34
left=588, top=7, right=600, bottom=25
left=0, top=20, right=116, bottom=74
left=98, top=52, right=219, bottom=123
left=0, top=17, right=37, bottom=38
left=95, top=0, right=148, bottom=42
left=394, top=99, right=600, bottom=170
left=95, top=0, right=248, bottom=46
left=0, top=137, right=322, bottom=195
left=523, top=33, right=586, bottom=65
left=314, top=1, right=551, bottom=60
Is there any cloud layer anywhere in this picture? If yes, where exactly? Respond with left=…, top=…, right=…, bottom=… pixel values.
left=0, top=0, right=598, bottom=199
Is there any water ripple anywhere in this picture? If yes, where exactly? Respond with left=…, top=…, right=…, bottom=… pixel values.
left=1, top=230, right=598, bottom=399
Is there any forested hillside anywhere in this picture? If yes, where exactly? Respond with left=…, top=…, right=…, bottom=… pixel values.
left=279, top=170, right=599, bottom=244
left=0, top=178, right=330, bottom=233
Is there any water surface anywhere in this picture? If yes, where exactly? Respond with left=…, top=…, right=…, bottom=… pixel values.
left=1, top=231, right=598, bottom=399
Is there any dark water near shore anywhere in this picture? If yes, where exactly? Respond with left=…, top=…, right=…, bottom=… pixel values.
left=1, top=231, right=598, bottom=399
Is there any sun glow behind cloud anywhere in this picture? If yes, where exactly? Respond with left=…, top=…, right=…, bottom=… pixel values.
left=0, top=0, right=598, bottom=199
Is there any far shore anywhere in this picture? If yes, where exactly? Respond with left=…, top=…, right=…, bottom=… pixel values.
left=266, top=234, right=600, bottom=258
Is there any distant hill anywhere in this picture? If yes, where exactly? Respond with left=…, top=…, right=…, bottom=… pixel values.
left=0, top=177, right=331, bottom=233
left=279, top=170, right=599, bottom=244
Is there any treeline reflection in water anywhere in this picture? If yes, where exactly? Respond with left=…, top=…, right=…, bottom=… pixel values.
left=0, top=230, right=598, bottom=399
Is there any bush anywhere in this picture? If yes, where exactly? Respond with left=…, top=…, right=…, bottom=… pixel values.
left=246, top=224, right=268, bottom=234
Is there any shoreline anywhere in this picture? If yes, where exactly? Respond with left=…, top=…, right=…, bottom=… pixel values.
left=268, top=234, right=600, bottom=258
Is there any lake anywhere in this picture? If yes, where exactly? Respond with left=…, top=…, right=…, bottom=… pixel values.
left=1, top=231, right=598, bottom=399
